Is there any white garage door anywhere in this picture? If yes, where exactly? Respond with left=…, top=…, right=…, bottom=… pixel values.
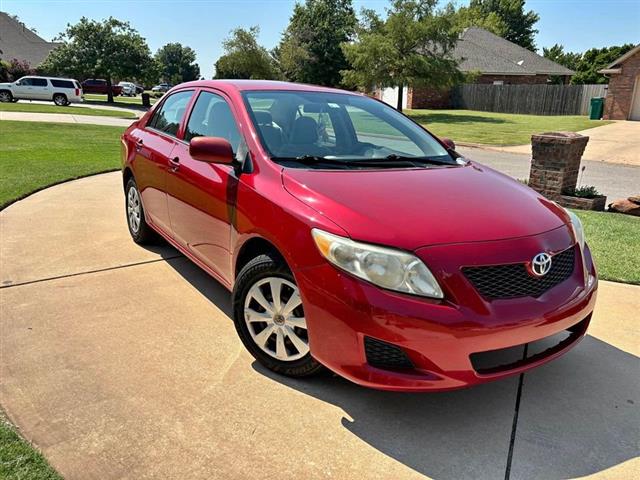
left=630, top=75, right=640, bottom=121
left=381, top=87, right=407, bottom=109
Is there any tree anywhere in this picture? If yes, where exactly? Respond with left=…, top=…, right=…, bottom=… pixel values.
left=469, top=0, right=539, bottom=50
left=571, top=44, right=635, bottom=84
left=40, top=17, right=154, bottom=102
left=542, top=44, right=581, bottom=84
left=342, top=0, right=463, bottom=112
left=214, top=27, right=279, bottom=79
left=542, top=44, right=581, bottom=71
left=155, top=43, right=200, bottom=85
left=446, top=4, right=507, bottom=37
left=276, top=0, right=357, bottom=86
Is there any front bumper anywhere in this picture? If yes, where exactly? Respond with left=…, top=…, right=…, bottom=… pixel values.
left=295, top=227, right=597, bottom=392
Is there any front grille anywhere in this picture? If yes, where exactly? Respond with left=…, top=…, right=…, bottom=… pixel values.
left=364, top=336, right=414, bottom=370
left=462, top=247, right=575, bottom=300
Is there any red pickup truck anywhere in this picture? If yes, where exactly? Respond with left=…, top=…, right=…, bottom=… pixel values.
left=81, top=79, right=122, bottom=96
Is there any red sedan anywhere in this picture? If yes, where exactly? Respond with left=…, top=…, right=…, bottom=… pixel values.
left=120, top=80, right=597, bottom=391
left=81, top=79, right=122, bottom=96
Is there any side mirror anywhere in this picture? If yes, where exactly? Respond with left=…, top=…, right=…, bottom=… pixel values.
left=189, top=136, right=235, bottom=165
left=441, top=137, right=455, bottom=150
left=15, top=80, right=21, bottom=86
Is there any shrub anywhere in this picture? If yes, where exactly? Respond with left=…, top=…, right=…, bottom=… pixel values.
left=573, top=185, right=602, bottom=198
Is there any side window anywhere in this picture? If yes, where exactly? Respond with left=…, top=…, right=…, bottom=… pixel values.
left=32, top=78, right=48, bottom=87
left=51, top=79, right=74, bottom=88
left=148, top=90, right=193, bottom=137
left=184, top=91, right=242, bottom=152
left=19, top=78, right=33, bottom=86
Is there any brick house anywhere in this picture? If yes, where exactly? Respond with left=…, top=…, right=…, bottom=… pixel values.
left=0, top=11, right=60, bottom=67
left=377, top=27, right=574, bottom=109
left=599, top=45, right=640, bottom=120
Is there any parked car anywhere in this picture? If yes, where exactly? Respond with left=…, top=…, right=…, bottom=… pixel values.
left=118, top=81, right=137, bottom=97
left=0, top=75, right=83, bottom=105
left=151, top=83, right=172, bottom=92
left=81, top=79, right=122, bottom=96
left=121, top=80, right=597, bottom=391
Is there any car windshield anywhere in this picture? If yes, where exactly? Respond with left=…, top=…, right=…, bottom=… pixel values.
left=242, top=90, right=458, bottom=169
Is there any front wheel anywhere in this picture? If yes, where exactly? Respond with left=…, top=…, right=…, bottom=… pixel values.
left=0, top=91, right=13, bottom=103
left=125, top=178, right=157, bottom=244
left=233, top=254, right=323, bottom=377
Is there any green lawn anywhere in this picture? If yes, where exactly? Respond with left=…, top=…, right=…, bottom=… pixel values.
left=406, top=109, right=612, bottom=146
left=0, top=412, right=62, bottom=480
left=0, top=120, right=123, bottom=208
left=573, top=210, right=640, bottom=285
left=0, top=101, right=136, bottom=118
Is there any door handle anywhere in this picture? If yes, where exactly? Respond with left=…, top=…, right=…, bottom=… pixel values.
left=169, top=156, right=180, bottom=172
left=134, top=138, right=143, bottom=151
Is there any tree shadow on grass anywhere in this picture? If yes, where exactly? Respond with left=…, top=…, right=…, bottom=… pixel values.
left=408, top=111, right=514, bottom=125
left=164, top=256, right=639, bottom=480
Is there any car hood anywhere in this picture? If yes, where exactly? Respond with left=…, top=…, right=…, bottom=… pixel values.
left=282, top=162, right=568, bottom=251
left=0, top=82, right=12, bottom=88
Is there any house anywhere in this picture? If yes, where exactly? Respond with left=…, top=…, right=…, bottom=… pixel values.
left=0, top=11, right=60, bottom=66
left=599, top=44, right=640, bottom=121
left=377, top=27, right=575, bottom=109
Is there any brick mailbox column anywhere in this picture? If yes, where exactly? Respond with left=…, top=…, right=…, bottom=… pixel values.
left=528, top=132, right=589, bottom=202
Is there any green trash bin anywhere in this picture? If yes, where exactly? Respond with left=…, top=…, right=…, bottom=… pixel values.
left=589, top=97, right=604, bottom=120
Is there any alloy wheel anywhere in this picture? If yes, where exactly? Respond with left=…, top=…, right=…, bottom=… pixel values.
left=0, top=92, right=12, bottom=103
left=127, top=186, right=142, bottom=233
left=244, top=277, right=309, bottom=361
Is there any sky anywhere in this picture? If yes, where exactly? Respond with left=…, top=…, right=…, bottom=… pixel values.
left=3, top=0, right=639, bottom=78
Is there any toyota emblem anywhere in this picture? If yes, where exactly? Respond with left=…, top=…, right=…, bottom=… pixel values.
left=531, top=252, right=552, bottom=277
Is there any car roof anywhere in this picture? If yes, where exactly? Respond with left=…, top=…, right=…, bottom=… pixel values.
left=175, top=79, right=363, bottom=96
left=22, top=75, right=77, bottom=81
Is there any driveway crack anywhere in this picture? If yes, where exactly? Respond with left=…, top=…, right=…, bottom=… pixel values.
left=1, top=255, right=184, bottom=289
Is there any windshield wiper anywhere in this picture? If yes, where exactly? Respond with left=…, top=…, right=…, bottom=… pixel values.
left=380, top=154, right=454, bottom=165
left=273, top=155, right=418, bottom=168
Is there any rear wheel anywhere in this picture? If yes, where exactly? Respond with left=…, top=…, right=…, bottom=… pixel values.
left=233, top=254, right=323, bottom=377
left=0, top=91, right=13, bottom=103
left=125, top=177, right=157, bottom=244
left=53, top=93, right=68, bottom=106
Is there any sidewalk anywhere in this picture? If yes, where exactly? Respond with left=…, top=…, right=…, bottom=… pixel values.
left=0, top=110, right=135, bottom=127
left=1, top=172, right=638, bottom=480
left=475, top=121, right=640, bottom=167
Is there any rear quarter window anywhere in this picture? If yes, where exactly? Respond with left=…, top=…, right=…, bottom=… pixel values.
left=51, top=79, right=74, bottom=89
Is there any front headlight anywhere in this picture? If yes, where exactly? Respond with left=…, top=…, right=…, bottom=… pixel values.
left=311, top=229, right=444, bottom=299
left=566, top=209, right=585, bottom=249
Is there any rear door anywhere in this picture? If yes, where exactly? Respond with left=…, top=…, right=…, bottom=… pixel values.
left=165, top=89, right=245, bottom=283
left=131, top=89, right=194, bottom=234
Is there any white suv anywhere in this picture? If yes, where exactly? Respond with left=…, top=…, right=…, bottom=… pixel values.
left=0, top=76, right=83, bottom=106
left=118, top=81, right=137, bottom=97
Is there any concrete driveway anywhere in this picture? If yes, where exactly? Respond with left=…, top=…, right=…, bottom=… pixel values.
left=492, top=121, right=640, bottom=167
left=1, top=173, right=638, bottom=480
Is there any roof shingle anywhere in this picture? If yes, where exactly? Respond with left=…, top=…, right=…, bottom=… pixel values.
left=453, top=27, right=574, bottom=76
left=0, top=11, right=60, bottom=66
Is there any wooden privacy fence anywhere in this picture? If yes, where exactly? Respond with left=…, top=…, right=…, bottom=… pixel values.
left=452, top=84, right=607, bottom=116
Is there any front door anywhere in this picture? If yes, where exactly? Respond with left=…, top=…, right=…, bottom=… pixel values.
left=134, top=89, right=194, bottom=234
left=12, top=77, right=37, bottom=99
left=166, top=90, right=244, bottom=284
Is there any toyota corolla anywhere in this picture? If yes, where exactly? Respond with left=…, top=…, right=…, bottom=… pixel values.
left=121, top=80, right=597, bottom=391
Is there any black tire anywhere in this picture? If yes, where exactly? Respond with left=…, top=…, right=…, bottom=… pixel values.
left=125, top=177, right=157, bottom=244
left=0, top=90, right=13, bottom=103
left=53, top=93, right=68, bottom=106
left=233, top=253, right=323, bottom=377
